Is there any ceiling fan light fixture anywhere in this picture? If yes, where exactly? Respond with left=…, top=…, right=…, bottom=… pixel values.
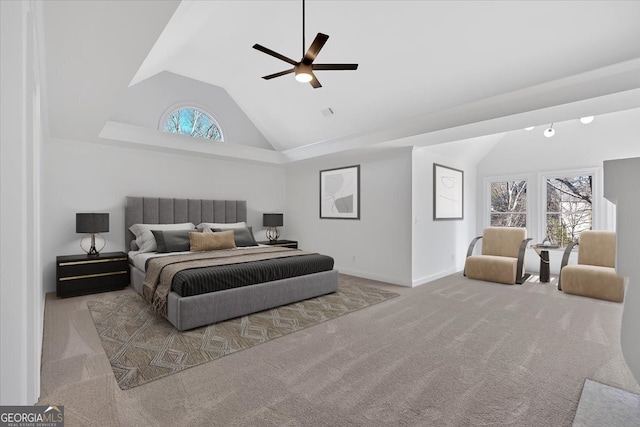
left=295, top=64, right=313, bottom=82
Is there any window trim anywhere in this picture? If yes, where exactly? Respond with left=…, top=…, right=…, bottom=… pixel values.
left=158, top=102, right=224, bottom=141
left=538, top=167, right=602, bottom=245
left=484, top=174, right=532, bottom=232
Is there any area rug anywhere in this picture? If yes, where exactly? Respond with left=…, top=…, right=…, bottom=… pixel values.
left=87, top=282, right=398, bottom=390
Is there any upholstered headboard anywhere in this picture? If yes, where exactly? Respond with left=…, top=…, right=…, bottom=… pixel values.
left=125, top=197, right=247, bottom=251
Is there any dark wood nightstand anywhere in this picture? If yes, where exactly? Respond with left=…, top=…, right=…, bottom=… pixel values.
left=56, top=251, right=129, bottom=297
left=257, top=240, right=298, bottom=249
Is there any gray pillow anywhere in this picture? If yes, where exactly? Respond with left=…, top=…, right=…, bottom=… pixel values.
left=212, top=226, right=257, bottom=247
left=151, top=229, right=194, bottom=253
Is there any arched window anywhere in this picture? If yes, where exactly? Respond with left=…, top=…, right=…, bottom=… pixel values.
left=161, top=106, right=223, bottom=141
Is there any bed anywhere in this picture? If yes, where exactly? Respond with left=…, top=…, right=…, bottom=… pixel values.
left=125, top=197, right=339, bottom=330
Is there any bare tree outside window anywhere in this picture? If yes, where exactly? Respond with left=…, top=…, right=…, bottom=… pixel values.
left=546, top=175, right=592, bottom=247
left=162, top=107, right=222, bottom=141
left=490, top=180, right=527, bottom=227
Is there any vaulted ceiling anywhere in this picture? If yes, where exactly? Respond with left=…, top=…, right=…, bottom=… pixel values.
left=42, top=1, right=640, bottom=162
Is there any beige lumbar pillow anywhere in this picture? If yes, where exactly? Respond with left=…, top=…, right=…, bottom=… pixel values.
left=190, top=230, right=236, bottom=251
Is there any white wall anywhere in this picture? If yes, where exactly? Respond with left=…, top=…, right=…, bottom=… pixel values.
left=604, top=157, right=640, bottom=386
left=0, top=0, right=44, bottom=405
left=41, top=138, right=286, bottom=293
left=285, top=148, right=413, bottom=286
left=109, top=71, right=274, bottom=150
left=412, top=148, right=478, bottom=285
left=476, top=108, right=640, bottom=274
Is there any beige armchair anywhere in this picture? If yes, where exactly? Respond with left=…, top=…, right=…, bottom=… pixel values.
left=464, top=227, right=531, bottom=285
left=559, top=230, right=625, bottom=302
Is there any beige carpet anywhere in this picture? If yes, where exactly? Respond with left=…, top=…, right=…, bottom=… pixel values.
left=87, top=282, right=399, bottom=389
left=39, top=274, right=640, bottom=426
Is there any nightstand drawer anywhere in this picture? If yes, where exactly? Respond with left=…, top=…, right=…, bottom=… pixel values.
left=57, top=272, right=129, bottom=297
left=56, top=252, right=129, bottom=297
left=57, top=257, right=128, bottom=278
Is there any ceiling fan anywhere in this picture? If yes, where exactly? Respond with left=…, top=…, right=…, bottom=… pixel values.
left=252, top=0, right=358, bottom=88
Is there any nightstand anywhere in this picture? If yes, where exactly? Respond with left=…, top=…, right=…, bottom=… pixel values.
left=56, top=251, right=129, bottom=297
left=257, top=240, right=298, bottom=249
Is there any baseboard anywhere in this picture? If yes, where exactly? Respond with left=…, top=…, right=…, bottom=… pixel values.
left=335, top=267, right=412, bottom=287
left=335, top=267, right=462, bottom=288
left=411, top=267, right=460, bottom=287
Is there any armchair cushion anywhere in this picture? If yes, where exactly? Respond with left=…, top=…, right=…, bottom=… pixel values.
left=465, top=255, right=518, bottom=285
left=482, top=227, right=527, bottom=258
left=577, top=230, right=616, bottom=268
left=561, top=264, right=625, bottom=303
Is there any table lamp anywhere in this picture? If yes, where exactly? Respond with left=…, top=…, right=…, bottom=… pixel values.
left=263, top=213, right=283, bottom=242
left=76, top=213, right=109, bottom=256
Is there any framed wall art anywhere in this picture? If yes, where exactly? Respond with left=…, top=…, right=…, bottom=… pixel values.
left=433, top=163, right=463, bottom=220
left=320, top=165, right=360, bottom=219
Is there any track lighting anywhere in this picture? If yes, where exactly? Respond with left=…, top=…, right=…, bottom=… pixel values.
left=580, top=116, right=594, bottom=124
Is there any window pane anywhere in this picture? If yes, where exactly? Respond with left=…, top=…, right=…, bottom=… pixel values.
left=162, top=107, right=222, bottom=141
left=545, top=175, right=592, bottom=246
left=489, top=180, right=527, bottom=228
left=491, top=213, right=526, bottom=228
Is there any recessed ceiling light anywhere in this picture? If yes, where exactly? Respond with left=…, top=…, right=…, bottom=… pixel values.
left=580, top=116, right=594, bottom=124
left=524, top=126, right=534, bottom=131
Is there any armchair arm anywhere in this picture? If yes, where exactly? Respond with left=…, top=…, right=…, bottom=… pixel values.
left=557, top=241, right=579, bottom=290
left=515, top=238, right=533, bottom=284
left=463, top=236, right=483, bottom=277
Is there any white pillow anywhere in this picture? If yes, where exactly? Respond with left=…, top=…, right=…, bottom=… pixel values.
left=129, top=222, right=195, bottom=253
left=197, top=221, right=247, bottom=232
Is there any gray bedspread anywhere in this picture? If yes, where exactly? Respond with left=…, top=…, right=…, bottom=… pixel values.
left=172, top=253, right=334, bottom=296
left=142, top=247, right=334, bottom=315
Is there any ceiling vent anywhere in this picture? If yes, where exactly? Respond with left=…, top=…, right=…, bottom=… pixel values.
left=322, top=107, right=334, bottom=117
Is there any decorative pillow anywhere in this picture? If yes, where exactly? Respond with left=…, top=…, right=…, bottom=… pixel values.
left=151, top=229, right=195, bottom=253
left=129, top=222, right=195, bottom=253
left=212, top=226, right=257, bottom=247
left=190, top=230, right=236, bottom=252
left=197, top=221, right=247, bottom=231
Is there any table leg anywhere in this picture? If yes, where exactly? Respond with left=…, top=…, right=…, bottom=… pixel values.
left=540, top=250, right=550, bottom=283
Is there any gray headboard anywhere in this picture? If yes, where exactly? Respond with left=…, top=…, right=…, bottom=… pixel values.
left=125, top=197, right=247, bottom=251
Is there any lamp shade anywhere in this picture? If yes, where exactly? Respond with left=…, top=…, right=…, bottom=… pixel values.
left=76, top=213, right=109, bottom=233
left=263, top=213, right=283, bottom=227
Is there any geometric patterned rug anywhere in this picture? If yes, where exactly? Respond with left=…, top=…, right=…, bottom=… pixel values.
left=87, top=282, right=398, bottom=390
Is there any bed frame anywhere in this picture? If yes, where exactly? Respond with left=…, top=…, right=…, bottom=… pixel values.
left=125, top=197, right=339, bottom=330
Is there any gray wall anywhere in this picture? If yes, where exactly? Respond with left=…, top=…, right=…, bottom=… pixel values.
left=604, top=157, right=640, bottom=386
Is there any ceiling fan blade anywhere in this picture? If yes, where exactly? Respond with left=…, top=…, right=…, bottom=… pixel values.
left=309, top=72, right=322, bottom=89
left=303, top=33, right=329, bottom=63
left=313, top=63, right=359, bottom=71
left=262, top=69, right=295, bottom=80
left=253, top=44, right=298, bottom=66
